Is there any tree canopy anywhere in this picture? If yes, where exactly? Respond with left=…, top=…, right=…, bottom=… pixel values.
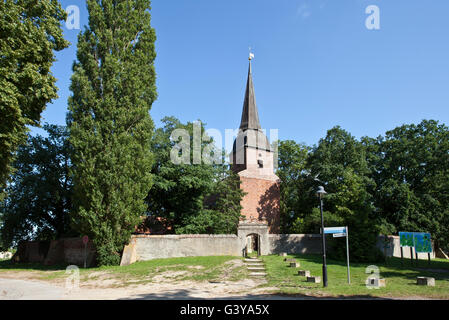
left=0, top=0, right=69, bottom=198
left=67, top=0, right=157, bottom=265
left=0, top=125, right=73, bottom=250
left=277, top=121, right=449, bottom=261
left=145, top=117, right=244, bottom=235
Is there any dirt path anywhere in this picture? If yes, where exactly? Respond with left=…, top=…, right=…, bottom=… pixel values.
left=0, top=273, right=283, bottom=300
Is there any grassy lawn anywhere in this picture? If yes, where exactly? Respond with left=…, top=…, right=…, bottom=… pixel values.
left=0, top=256, right=248, bottom=287
left=2, top=253, right=448, bottom=299
left=260, top=254, right=449, bottom=299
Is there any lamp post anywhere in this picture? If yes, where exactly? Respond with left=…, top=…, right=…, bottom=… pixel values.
left=317, top=186, right=328, bottom=287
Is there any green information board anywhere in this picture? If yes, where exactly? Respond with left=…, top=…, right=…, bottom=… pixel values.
left=399, top=232, right=432, bottom=253
left=413, top=233, right=432, bottom=253
left=399, top=232, right=414, bottom=247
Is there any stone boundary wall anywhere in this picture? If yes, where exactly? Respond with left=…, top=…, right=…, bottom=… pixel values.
left=12, top=238, right=96, bottom=267
left=128, top=233, right=324, bottom=263
left=127, top=234, right=437, bottom=264
left=133, top=234, right=240, bottom=261
left=11, top=234, right=438, bottom=266
left=268, top=234, right=323, bottom=255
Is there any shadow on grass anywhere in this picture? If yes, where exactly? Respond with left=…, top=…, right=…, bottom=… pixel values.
left=119, top=289, right=393, bottom=300
left=290, top=254, right=449, bottom=272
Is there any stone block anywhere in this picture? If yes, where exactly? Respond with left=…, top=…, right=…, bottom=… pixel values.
left=290, top=262, right=300, bottom=268
left=120, top=240, right=137, bottom=266
left=298, top=270, right=310, bottom=277
left=279, top=252, right=287, bottom=257
left=284, top=258, right=296, bottom=263
left=417, top=277, right=435, bottom=286
left=307, top=276, right=321, bottom=283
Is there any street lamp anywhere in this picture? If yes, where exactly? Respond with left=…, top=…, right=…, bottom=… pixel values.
left=317, top=186, right=328, bottom=287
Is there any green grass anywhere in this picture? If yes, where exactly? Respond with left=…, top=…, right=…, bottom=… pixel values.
left=0, top=256, right=248, bottom=286
left=3, top=254, right=447, bottom=298
left=260, top=254, right=449, bottom=299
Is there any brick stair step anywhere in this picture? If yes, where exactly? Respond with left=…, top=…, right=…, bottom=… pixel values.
left=244, top=259, right=262, bottom=262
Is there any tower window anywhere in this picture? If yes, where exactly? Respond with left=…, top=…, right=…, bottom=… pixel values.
left=258, top=159, right=264, bottom=168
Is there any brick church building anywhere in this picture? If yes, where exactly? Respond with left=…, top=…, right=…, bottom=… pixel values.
left=231, top=56, right=280, bottom=234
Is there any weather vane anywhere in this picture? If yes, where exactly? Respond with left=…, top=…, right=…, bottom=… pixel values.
left=249, top=46, right=254, bottom=61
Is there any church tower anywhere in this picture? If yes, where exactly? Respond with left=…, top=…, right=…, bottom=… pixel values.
left=231, top=56, right=280, bottom=233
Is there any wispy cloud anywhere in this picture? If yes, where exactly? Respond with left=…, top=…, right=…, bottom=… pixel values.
left=297, top=3, right=311, bottom=20
left=296, top=1, right=326, bottom=20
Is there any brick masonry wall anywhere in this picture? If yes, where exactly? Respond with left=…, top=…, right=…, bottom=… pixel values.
left=13, top=238, right=97, bottom=267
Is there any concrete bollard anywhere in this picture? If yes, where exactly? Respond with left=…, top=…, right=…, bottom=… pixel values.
left=369, top=278, right=386, bottom=288
left=290, top=262, right=300, bottom=268
left=417, top=277, right=435, bottom=286
left=298, top=270, right=310, bottom=277
left=279, top=252, right=287, bottom=257
left=307, top=276, right=321, bottom=283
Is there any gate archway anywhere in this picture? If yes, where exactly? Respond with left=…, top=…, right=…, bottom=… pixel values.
left=237, top=221, right=269, bottom=257
left=245, top=233, right=261, bottom=257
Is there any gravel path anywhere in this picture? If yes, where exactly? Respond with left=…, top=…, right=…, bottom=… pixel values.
left=0, top=278, right=64, bottom=300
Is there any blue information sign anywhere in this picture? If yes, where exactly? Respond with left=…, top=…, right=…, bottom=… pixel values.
left=323, top=227, right=347, bottom=234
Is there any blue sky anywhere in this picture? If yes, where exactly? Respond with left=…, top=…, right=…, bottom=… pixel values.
left=36, top=0, right=449, bottom=148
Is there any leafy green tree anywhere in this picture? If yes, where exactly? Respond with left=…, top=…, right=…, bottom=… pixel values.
left=67, top=0, right=157, bottom=265
left=146, top=117, right=244, bottom=234
left=0, top=0, right=69, bottom=198
left=276, top=140, right=310, bottom=233
left=0, top=125, right=73, bottom=250
left=366, top=120, right=449, bottom=252
left=307, top=127, right=382, bottom=262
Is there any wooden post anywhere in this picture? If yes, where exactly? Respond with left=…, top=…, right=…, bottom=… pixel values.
left=410, top=247, right=414, bottom=266
left=428, top=252, right=431, bottom=266
left=400, top=246, right=404, bottom=266
left=415, top=250, right=419, bottom=267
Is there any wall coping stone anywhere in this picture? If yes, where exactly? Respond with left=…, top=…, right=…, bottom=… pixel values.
left=132, top=234, right=238, bottom=239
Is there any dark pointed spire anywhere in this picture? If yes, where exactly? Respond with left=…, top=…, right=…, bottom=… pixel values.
left=239, top=59, right=262, bottom=131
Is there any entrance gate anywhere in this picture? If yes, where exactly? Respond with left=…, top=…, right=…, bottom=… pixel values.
left=237, top=221, right=269, bottom=257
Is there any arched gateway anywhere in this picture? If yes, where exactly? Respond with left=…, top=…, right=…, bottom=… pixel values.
left=237, top=221, right=269, bottom=256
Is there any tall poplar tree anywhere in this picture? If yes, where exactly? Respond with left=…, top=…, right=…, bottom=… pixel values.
left=0, top=0, right=69, bottom=198
left=67, top=0, right=157, bottom=265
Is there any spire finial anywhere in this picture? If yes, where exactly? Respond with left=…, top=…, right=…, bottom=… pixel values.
left=249, top=47, right=254, bottom=61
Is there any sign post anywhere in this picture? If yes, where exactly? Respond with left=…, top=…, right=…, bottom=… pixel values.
left=324, top=226, right=350, bottom=284
left=82, top=235, right=89, bottom=268
left=345, top=226, right=350, bottom=284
